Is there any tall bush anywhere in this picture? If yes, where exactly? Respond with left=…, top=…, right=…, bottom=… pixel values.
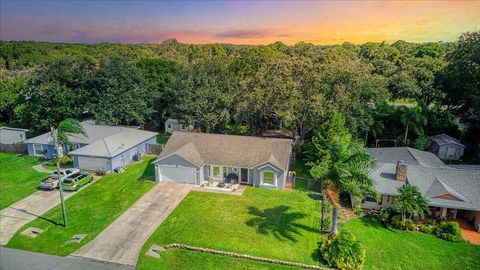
left=320, top=230, right=365, bottom=270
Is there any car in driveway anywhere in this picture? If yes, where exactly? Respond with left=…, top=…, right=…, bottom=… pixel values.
left=39, top=169, right=80, bottom=190
left=62, top=173, right=93, bottom=191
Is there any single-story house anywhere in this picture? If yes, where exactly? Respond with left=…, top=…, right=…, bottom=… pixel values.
left=0, top=127, right=28, bottom=144
left=358, top=147, right=480, bottom=230
left=152, top=132, right=292, bottom=189
left=165, top=119, right=192, bottom=134
left=25, top=120, right=158, bottom=172
left=431, top=134, right=465, bottom=160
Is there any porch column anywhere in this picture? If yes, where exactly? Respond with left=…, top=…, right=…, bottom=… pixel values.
left=441, top=208, right=447, bottom=218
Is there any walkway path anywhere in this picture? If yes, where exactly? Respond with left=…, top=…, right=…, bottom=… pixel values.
left=71, top=182, right=192, bottom=266
left=0, top=247, right=133, bottom=270
left=457, top=219, right=480, bottom=245
left=0, top=181, right=95, bottom=245
left=32, top=161, right=54, bottom=174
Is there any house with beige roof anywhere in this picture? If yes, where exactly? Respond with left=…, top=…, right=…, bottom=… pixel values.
left=152, top=132, right=292, bottom=189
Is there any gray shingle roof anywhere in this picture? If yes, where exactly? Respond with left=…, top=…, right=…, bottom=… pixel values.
left=68, top=128, right=157, bottom=158
left=370, top=157, right=480, bottom=211
left=368, top=147, right=447, bottom=168
left=153, top=132, right=292, bottom=170
left=24, top=120, right=130, bottom=145
left=432, top=134, right=465, bottom=147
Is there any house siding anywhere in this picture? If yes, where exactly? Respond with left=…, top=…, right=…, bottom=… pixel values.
left=0, top=129, right=26, bottom=144
left=432, top=142, right=464, bottom=160
left=154, top=154, right=199, bottom=168
left=27, top=143, right=55, bottom=158
left=251, top=163, right=285, bottom=189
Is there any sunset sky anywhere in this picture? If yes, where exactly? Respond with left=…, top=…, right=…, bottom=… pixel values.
left=1, top=1, right=479, bottom=45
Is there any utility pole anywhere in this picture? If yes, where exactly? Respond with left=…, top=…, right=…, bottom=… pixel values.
left=52, top=128, right=68, bottom=227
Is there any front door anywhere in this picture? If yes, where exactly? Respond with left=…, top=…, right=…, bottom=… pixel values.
left=240, top=168, right=248, bottom=183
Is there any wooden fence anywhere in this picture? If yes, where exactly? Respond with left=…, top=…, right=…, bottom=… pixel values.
left=0, top=143, right=28, bottom=154
left=147, top=143, right=163, bottom=155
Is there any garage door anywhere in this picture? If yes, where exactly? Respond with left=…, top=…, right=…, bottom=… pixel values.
left=159, top=166, right=196, bottom=184
left=77, top=156, right=110, bottom=171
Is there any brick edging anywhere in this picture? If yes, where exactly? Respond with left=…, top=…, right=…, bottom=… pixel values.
left=163, top=243, right=332, bottom=270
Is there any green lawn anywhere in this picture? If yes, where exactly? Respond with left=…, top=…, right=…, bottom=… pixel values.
left=140, top=249, right=301, bottom=270
left=343, top=217, right=480, bottom=270
left=7, top=156, right=156, bottom=255
left=0, top=152, right=49, bottom=209
left=137, top=187, right=323, bottom=270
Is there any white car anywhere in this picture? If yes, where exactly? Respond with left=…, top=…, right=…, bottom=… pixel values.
left=39, top=168, right=80, bottom=190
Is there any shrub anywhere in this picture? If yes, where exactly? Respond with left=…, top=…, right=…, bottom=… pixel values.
left=404, top=219, right=416, bottom=231
left=419, top=224, right=434, bottom=234
left=320, top=230, right=365, bottom=270
left=413, top=136, right=432, bottom=151
left=391, top=215, right=404, bottom=229
left=353, top=205, right=363, bottom=216
left=433, top=221, right=463, bottom=242
left=59, top=156, right=73, bottom=165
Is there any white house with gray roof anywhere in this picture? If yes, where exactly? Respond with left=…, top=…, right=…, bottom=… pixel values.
left=0, top=127, right=28, bottom=144
left=152, top=132, right=292, bottom=189
left=431, top=134, right=465, bottom=160
left=25, top=120, right=158, bottom=172
left=359, top=147, right=480, bottom=230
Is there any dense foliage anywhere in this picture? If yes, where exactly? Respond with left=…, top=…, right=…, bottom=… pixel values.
left=320, top=230, right=366, bottom=270
left=0, top=33, right=478, bottom=158
left=395, top=185, right=429, bottom=220
left=433, top=221, right=463, bottom=242
left=306, top=112, right=377, bottom=234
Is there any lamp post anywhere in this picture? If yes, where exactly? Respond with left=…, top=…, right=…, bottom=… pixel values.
left=51, top=128, right=68, bottom=227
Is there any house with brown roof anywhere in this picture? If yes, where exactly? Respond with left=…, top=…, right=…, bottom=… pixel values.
left=152, top=132, right=292, bottom=189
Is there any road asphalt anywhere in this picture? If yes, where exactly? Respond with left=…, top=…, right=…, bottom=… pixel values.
left=0, top=247, right=134, bottom=270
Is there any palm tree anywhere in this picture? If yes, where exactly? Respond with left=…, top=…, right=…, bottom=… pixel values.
left=398, top=106, right=427, bottom=144
left=307, top=112, right=378, bottom=235
left=50, top=118, right=86, bottom=226
left=395, top=185, right=429, bottom=220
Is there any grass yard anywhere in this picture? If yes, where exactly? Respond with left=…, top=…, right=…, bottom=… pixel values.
left=137, top=187, right=323, bottom=269
left=0, top=152, right=49, bottom=209
left=140, top=249, right=301, bottom=270
left=344, top=217, right=480, bottom=270
left=7, top=156, right=156, bottom=255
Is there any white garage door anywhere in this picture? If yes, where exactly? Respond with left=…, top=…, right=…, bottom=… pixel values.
left=77, top=156, right=110, bottom=171
left=159, top=166, right=196, bottom=184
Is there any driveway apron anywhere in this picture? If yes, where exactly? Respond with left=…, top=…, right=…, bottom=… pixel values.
left=71, top=182, right=191, bottom=266
left=0, top=188, right=79, bottom=245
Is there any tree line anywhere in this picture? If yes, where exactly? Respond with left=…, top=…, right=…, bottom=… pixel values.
left=0, top=32, right=479, bottom=157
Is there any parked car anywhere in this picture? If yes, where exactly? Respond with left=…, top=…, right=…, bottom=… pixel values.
left=62, top=173, right=93, bottom=191
left=39, top=168, right=80, bottom=190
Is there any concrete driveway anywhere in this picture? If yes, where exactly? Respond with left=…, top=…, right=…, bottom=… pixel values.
left=71, top=182, right=191, bottom=266
left=0, top=189, right=80, bottom=245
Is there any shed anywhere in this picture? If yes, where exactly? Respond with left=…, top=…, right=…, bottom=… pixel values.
left=165, top=119, right=191, bottom=134
left=0, top=127, right=28, bottom=144
left=431, top=134, right=465, bottom=161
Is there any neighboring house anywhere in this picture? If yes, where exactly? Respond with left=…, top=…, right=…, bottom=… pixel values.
left=0, top=127, right=28, bottom=144
left=165, top=119, right=192, bottom=134
left=152, top=132, right=292, bottom=189
left=25, top=120, right=158, bottom=172
left=358, top=147, right=480, bottom=230
left=431, top=134, right=465, bottom=160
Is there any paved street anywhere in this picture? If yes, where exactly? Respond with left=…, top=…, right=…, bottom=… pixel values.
left=71, top=182, right=191, bottom=266
left=0, top=247, right=134, bottom=270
